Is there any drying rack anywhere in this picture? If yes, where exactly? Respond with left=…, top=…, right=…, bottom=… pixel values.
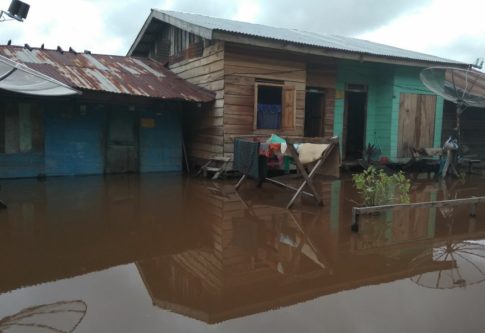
left=234, top=136, right=340, bottom=209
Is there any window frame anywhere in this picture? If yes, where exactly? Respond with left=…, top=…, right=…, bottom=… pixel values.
left=253, top=82, right=296, bottom=131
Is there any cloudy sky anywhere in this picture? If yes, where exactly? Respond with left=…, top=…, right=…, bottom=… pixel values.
left=0, top=0, right=484, bottom=64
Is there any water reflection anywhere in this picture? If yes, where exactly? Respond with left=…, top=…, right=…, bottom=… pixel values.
left=0, top=300, right=87, bottom=333
left=0, top=174, right=485, bottom=327
left=410, top=241, right=485, bottom=289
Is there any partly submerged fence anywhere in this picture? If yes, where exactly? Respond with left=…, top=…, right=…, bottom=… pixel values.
left=351, top=196, right=485, bottom=232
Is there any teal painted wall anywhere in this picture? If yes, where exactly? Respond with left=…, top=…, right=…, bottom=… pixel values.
left=334, top=60, right=394, bottom=157
left=334, top=60, right=443, bottom=160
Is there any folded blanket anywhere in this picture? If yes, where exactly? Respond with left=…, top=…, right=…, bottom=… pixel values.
left=297, top=143, right=330, bottom=164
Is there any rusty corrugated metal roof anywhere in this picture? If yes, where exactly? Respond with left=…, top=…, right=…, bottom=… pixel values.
left=0, top=45, right=215, bottom=102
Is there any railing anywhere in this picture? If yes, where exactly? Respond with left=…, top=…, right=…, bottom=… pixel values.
left=351, top=196, right=485, bottom=232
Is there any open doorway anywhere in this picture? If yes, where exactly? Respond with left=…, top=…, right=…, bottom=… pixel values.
left=344, top=89, right=367, bottom=160
left=304, top=88, right=325, bottom=137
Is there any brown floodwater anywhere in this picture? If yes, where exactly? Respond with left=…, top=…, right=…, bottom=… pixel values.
left=1, top=173, right=485, bottom=332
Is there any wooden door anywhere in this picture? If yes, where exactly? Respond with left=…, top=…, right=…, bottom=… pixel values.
left=398, top=94, right=437, bottom=158
left=106, top=110, right=139, bottom=174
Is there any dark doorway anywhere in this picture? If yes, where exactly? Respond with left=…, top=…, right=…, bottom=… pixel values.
left=344, top=91, right=367, bottom=160
left=105, top=109, right=139, bottom=174
left=304, top=89, right=325, bottom=137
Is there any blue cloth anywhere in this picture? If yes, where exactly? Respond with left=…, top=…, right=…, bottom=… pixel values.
left=257, top=104, right=281, bottom=129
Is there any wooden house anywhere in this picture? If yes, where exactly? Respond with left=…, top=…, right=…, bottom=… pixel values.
left=0, top=45, right=213, bottom=178
left=128, top=10, right=468, bottom=165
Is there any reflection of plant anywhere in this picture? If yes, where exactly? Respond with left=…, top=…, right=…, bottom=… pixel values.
left=352, top=166, right=411, bottom=206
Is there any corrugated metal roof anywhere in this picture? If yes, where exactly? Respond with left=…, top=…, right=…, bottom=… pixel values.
left=155, top=10, right=464, bottom=65
left=0, top=45, right=215, bottom=102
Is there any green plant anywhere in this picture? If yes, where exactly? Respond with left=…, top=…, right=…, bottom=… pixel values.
left=352, top=166, right=411, bottom=207
left=363, top=143, right=380, bottom=163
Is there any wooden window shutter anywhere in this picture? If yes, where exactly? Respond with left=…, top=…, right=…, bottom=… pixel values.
left=282, top=86, right=296, bottom=129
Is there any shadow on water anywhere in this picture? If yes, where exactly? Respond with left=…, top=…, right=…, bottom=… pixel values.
left=0, top=173, right=485, bottom=326
left=0, top=300, right=87, bottom=333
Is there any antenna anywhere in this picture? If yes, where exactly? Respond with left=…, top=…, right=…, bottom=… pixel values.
left=421, top=66, right=485, bottom=144
left=0, top=0, right=30, bottom=22
left=473, top=57, right=485, bottom=70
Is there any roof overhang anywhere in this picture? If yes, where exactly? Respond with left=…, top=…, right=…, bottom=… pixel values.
left=214, top=31, right=469, bottom=68
left=0, top=55, right=80, bottom=96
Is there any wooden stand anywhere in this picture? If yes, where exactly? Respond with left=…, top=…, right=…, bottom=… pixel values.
left=235, top=137, right=338, bottom=209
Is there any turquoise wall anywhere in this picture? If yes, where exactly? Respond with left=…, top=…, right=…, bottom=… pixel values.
left=334, top=60, right=443, bottom=160
left=334, top=60, right=394, bottom=157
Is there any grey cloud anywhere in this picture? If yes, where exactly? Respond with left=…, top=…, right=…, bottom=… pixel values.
left=101, top=0, right=241, bottom=55
left=104, top=0, right=432, bottom=54
left=0, top=0, right=439, bottom=56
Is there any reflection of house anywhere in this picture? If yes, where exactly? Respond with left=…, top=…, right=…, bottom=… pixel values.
left=0, top=45, right=213, bottom=178
left=129, top=10, right=467, bottom=164
left=0, top=175, right=207, bottom=293
left=1, top=176, right=484, bottom=321
left=137, top=180, right=485, bottom=324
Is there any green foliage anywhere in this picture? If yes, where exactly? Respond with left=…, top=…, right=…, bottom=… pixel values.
left=352, top=166, right=411, bottom=207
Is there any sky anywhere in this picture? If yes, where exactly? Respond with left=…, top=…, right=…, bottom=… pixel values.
left=0, top=0, right=484, bottom=65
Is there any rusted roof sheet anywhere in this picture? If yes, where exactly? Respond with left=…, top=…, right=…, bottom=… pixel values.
left=0, top=45, right=215, bottom=102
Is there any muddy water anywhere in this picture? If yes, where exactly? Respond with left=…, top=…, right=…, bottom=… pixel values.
left=0, top=173, right=485, bottom=332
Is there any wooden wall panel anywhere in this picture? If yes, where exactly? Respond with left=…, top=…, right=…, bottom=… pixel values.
left=398, top=94, right=436, bottom=157
left=171, top=40, right=338, bottom=163
left=223, top=44, right=307, bottom=158
left=170, top=42, right=225, bottom=161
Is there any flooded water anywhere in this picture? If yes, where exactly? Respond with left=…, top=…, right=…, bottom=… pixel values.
left=1, top=173, right=485, bottom=332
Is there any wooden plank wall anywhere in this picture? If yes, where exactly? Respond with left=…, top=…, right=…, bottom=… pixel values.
left=170, top=41, right=337, bottom=164
left=223, top=44, right=307, bottom=160
left=169, top=41, right=225, bottom=161
left=397, top=94, right=436, bottom=157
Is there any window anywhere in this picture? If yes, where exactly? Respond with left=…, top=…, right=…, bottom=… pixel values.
left=0, top=102, right=43, bottom=154
left=255, top=83, right=295, bottom=130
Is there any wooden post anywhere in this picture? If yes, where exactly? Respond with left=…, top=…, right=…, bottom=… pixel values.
left=351, top=207, right=359, bottom=232
left=470, top=203, right=477, bottom=217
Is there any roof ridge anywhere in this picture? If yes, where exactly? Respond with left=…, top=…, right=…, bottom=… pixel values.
left=155, top=9, right=303, bottom=33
